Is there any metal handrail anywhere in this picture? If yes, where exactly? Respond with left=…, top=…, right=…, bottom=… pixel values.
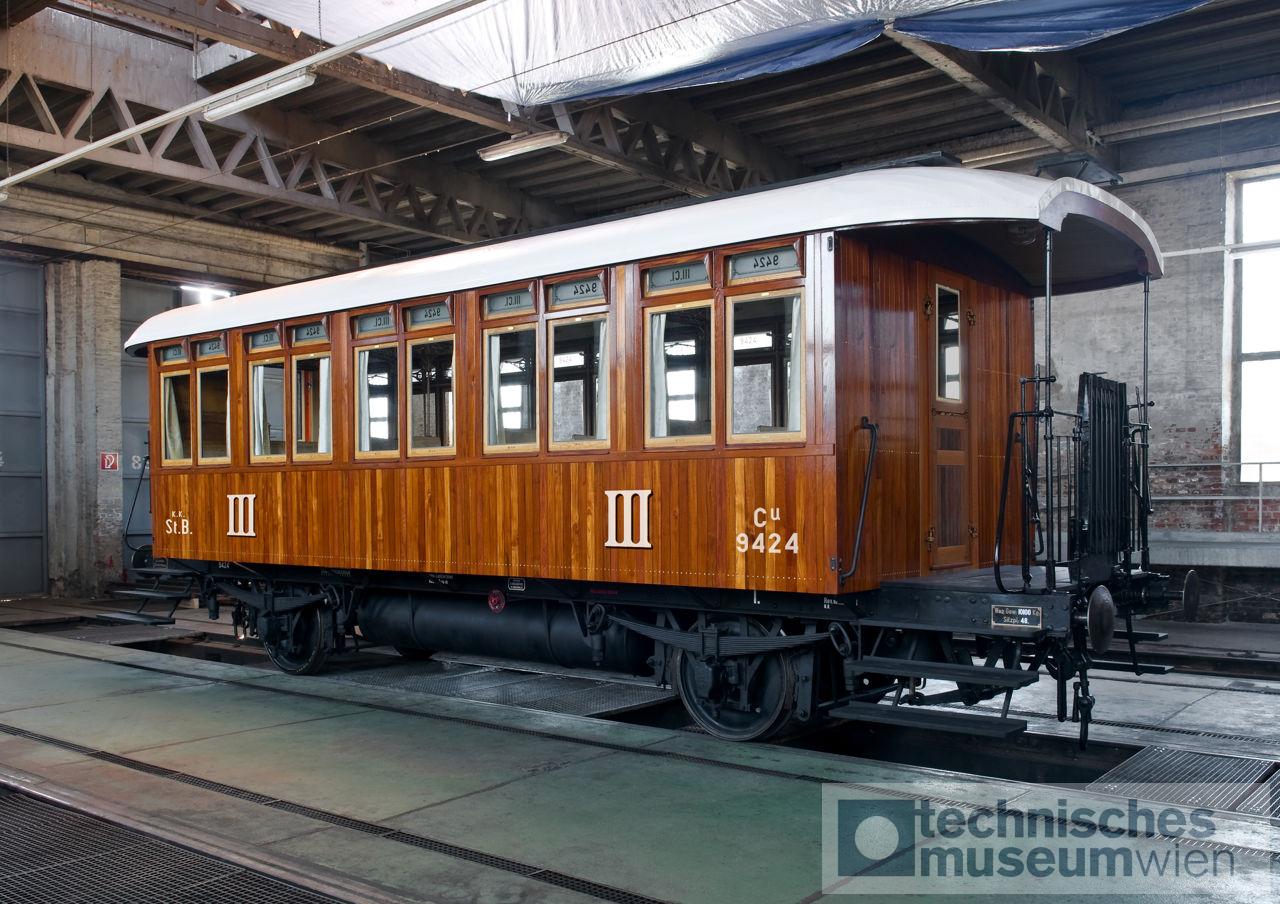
left=1147, top=460, right=1280, bottom=532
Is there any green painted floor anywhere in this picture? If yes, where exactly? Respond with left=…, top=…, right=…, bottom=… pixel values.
left=0, top=626, right=1274, bottom=903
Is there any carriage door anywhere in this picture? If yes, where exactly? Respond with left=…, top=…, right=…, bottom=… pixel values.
left=926, top=280, right=973, bottom=569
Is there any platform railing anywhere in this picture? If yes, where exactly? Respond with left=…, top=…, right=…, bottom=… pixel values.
left=1148, top=460, right=1280, bottom=533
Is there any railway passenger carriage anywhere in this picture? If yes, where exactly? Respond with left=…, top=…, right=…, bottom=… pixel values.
left=126, top=167, right=1193, bottom=743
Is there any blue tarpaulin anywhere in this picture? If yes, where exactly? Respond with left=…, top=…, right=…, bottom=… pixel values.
left=236, top=1, right=1212, bottom=106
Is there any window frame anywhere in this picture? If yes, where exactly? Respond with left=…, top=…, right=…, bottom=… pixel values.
left=291, top=350, right=334, bottom=463
left=405, top=330, right=457, bottom=458
left=724, top=288, right=807, bottom=446
left=643, top=297, right=717, bottom=449
left=481, top=280, right=539, bottom=322
left=1231, top=170, right=1280, bottom=483
left=723, top=237, right=804, bottom=288
left=545, top=269, right=609, bottom=312
left=403, top=295, right=453, bottom=332
left=247, top=355, right=288, bottom=464
left=482, top=321, right=541, bottom=454
left=548, top=311, right=611, bottom=452
left=641, top=253, right=712, bottom=298
left=195, top=363, right=232, bottom=465
left=158, top=368, right=194, bottom=467
left=352, top=339, right=403, bottom=461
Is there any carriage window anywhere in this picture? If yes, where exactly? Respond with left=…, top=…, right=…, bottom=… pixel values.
left=409, top=337, right=455, bottom=453
left=197, top=368, right=230, bottom=462
left=161, top=372, right=192, bottom=463
left=356, top=345, right=399, bottom=455
left=485, top=326, right=537, bottom=449
left=936, top=286, right=962, bottom=401
left=647, top=304, right=712, bottom=442
left=293, top=355, right=331, bottom=458
left=250, top=360, right=286, bottom=460
left=551, top=317, right=608, bottom=447
left=730, top=294, right=802, bottom=439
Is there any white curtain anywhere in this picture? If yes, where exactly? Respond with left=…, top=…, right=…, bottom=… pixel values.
left=595, top=324, right=610, bottom=441
left=486, top=334, right=503, bottom=445
left=649, top=313, right=668, bottom=437
left=356, top=351, right=371, bottom=451
left=785, top=295, right=802, bottom=432
left=251, top=365, right=268, bottom=455
left=317, top=357, right=332, bottom=454
left=164, top=377, right=186, bottom=459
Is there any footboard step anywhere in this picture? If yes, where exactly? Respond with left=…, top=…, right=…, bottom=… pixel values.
left=829, top=702, right=1028, bottom=738
left=849, top=656, right=1039, bottom=688
left=1087, top=660, right=1175, bottom=674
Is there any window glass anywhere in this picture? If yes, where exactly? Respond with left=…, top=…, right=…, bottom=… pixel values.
left=1241, top=176, right=1280, bottom=244
left=1241, top=253, right=1280, bottom=355
left=1242, top=359, right=1280, bottom=482
left=250, top=360, right=286, bottom=458
left=409, top=338, right=455, bottom=451
left=648, top=305, right=712, bottom=440
left=357, top=346, right=399, bottom=454
left=294, top=356, right=331, bottom=457
left=936, top=287, right=962, bottom=401
left=486, top=327, right=537, bottom=448
left=197, top=369, right=229, bottom=461
left=551, top=318, right=608, bottom=445
left=162, top=373, right=191, bottom=462
left=731, top=295, right=801, bottom=437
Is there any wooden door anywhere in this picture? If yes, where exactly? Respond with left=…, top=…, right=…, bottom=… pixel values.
left=925, top=277, right=973, bottom=569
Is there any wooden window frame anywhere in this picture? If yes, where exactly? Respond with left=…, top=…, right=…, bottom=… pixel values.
left=725, top=288, right=807, bottom=446
left=548, top=312, right=611, bottom=452
left=406, top=331, right=457, bottom=458
left=403, top=296, right=453, bottom=332
left=159, top=369, right=193, bottom=467
left=248, top=355, right=288, bottom=464
left=482, top=321, right=540, bottom=454
left=642, top=253, right=712, bottom=298
left=351, top=306, right=397, bottom=340
left=246, top=326, right=283, bottom=354
left=289, top=317, right=330, bottom=348
left=195, top=364, right=232, bottom=465
left=193, top=332, right=230, bottom=361
left=156, top=341, right=188, bottom=366
left=723, top=237, right=804, bottom=287
left=353, top=340, right=402, bottom=461
left=643, top=298, right=717, bottom=449
left=481, top=280, right=539, bottom=322
left=291, top=350, right=334, bottom=463
left=545, top=269, right=608, bottom=312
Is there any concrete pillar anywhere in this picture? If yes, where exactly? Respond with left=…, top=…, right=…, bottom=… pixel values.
left=45, top=259, right=123, bottom=597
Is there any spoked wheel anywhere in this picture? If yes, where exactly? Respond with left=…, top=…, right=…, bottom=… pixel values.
left=262, top=605, right=330, bottom=675
left=672, top=620, right=795, bottom=742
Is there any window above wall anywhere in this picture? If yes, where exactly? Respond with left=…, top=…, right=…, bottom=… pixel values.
left=1233, top=172, right=1280, bottom=482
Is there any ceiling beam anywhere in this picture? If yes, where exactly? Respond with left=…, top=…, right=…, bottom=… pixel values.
left=97, top=0, right=806, bottom=194
left=884, top=28, right=1119, bottom=169
left=2, top=1, right=56, bottom=26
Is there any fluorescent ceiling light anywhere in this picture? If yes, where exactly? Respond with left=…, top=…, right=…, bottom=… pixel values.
left=204, top=70, right=316, bottom=122
left=477, top=131, right=571, bottom=162
left=181, top=285, right=233, bottom=305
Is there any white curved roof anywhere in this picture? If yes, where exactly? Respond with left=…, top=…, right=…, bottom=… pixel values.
left=125, top=167, right=1162, bottom=354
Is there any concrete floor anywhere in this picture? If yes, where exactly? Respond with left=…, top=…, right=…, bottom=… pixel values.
left=0, top=605, right=1277, bottom=902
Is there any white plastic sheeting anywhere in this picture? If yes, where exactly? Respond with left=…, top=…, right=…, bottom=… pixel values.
left=233, top=0, right=1207, bottom=107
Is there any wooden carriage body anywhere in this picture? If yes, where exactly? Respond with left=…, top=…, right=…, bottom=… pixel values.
left=129, top=169, right=1159, bottom=601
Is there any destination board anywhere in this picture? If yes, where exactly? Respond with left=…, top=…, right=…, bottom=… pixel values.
left=646, top=260, right=708, bottom=293
left=728, top=246, right=799, bottom=280
left=483, top=288, right=534, bottom=317
left=549, top=276, right=605, bottom=307
left=405, top=301, right=451, bottom=328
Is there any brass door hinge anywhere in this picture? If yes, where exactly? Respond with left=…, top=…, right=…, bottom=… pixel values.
left=925, top=527, right=936, bottom=550
left=923, top=297, right=933, bottom=319
left=966, top=309, right=976, bottom=327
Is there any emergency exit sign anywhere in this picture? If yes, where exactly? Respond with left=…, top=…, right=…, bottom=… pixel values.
left=100, top=452, right=120, bottom=471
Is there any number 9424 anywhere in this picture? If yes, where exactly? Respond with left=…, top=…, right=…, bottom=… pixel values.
left=736, top=531, right=799, bottom=554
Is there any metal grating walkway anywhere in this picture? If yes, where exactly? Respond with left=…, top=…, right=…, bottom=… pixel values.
left=1088, top=745, right=1279, bottom=813
left=0, top=788, right=344, bottom=904
left=329, top=660, right=673, bottom=717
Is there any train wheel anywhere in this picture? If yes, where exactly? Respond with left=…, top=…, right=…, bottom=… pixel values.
left=672, top=620, right=795, bottom=741
left=263, top=606, right=329, bottom=675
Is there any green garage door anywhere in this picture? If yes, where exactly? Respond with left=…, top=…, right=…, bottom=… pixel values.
left=0, top=261, right=45, bottom=595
